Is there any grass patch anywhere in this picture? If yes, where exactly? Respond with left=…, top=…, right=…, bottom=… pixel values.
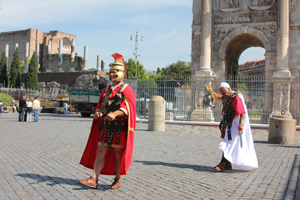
left=0, top=92, right=13, bottom=106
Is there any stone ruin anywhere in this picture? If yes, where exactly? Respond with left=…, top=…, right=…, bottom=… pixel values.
left=74, top=75, right=107, bottom=89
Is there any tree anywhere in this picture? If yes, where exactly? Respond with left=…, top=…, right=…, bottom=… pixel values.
left=125, top=58, right=146, bottom=79
left=160, top=60, right=191, bottom=76
left=16, top=70, right=21, bottom=88
left=25, top=52, right=38, bottom=90
left=101, top=60, right=105, bottom=71
left=156, top=67, right=160, bottom=74
left=0, top=52, right=8, bottom=87
left=10, top=47, right=21, bottom=88
left=20, top=56, right=40, bottom=70
left=237, top=72, right=248, bottom=93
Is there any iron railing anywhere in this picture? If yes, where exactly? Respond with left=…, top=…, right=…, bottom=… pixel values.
left=1, top=75, right=300, bottom=124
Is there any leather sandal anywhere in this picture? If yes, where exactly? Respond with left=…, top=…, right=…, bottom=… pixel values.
left=79, top=176, right=98, bottom=189
left=214, top=162, right=226, bottom=172
left=110, top=177, right=121, bottom=189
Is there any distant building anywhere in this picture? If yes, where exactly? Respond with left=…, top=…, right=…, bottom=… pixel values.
left=0, top=28, right=84, bottom=73
left=238, top=59, right=265, bottom=89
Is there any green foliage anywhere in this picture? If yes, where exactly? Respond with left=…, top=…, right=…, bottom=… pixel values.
left=0, top=52, right=9, bottom=87
left=25, top=52, right=39, bottom=90
left=16, top=70, right=21, bottom=88
left=101, top=60, right=105, bottom=71
left=125, top=58, right=146, bottom=79
left=160, top=60, right=191, bottom=76
left=10, top=47, right=21, bottom=88
left=0, top=92, right=13, bottom=106
left=20, top=56, right=40, bottom=69
left=156, top=67, right=161, bottom=74
left=237, top=72, right=248, bottom=93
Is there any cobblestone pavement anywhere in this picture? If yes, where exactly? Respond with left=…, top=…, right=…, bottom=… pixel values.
left=0, top=113, right=300, bottom=199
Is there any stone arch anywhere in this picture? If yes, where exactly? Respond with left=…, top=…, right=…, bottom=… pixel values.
left=217, top=26, right=272, bottom=77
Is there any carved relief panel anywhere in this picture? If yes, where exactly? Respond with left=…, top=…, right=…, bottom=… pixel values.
left=214, top=11, right=277, bottom=24
left=216, top=0, right=276, bottom=12
left=216, top=0, right=243, bottom=12
left=290, top=0, right=300, bottom=26
left=246, top=0, right=276, bottom=11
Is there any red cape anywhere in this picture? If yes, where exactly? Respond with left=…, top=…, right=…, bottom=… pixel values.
left=79, top=84, right=136, bottom=175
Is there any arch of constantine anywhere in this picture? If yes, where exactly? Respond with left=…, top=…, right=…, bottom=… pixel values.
left=191, top=0, right=300, bottom=121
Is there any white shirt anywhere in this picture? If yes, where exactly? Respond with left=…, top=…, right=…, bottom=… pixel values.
left=26, top=102, right=33, bottom=107
left=32, top=99, right=41, bottom=109
left=111, top=83, right=124, bottom=91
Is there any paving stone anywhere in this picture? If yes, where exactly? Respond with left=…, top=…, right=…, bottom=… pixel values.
left=1, top=113, right=300, bottom=199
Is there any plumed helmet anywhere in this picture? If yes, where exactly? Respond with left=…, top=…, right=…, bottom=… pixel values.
left=109, top=53, right=127, bottom=81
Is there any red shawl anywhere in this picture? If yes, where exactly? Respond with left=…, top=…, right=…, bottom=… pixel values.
left=79, top=84, right=136, bottom=175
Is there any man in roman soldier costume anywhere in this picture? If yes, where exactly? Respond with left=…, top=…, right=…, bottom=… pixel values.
left=79, top=53, right=136, bottom=189
left=212, top=82, right=258, bottom=172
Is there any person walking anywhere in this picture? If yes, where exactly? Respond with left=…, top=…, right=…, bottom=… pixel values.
left=19, top=96, right=26, bottom=121
left=212, top=82, right=258, bottom=172
left=32, top=97, right=41, bottom=122
left=63, top=102, right=68, bottom=115
left=79, top=53, right=136, bottom=189
left=26, top=98, right=33, bottom=122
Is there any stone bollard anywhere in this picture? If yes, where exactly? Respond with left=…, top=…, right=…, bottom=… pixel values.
left=268, top=115, right=296, bottom=145
left=148, top=96, right=165, bottom=132
left=165, top=112, right=173, bottom=121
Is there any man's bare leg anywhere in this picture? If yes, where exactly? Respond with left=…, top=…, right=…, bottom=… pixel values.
left=79, top=145, right=109, bottom=188
left=111, top=147, right=125, bottom=189
left=93, top=145, right=109, bottom=178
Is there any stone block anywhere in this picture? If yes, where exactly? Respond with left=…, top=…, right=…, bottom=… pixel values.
left=148, top=96, right=165, bottom=132
left=268, top=115, right=296, bottom=145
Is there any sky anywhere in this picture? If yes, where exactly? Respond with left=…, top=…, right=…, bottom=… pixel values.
left=0, top=0, right=265, bottom=72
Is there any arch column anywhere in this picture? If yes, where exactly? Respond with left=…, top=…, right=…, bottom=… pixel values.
left=261, top=52, right=276, bottom=122
left=189, top=0, right=214, bottom=121
left=271, top=0, right=293, bottom=117
left=274, top=0, right=290, bottom=76
left=196, top=0, right=213, bottom=76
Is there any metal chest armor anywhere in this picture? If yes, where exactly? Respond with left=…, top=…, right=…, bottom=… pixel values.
left=99, top=84, right=128, bottom=147
left=219, top=92, right=238, bottom=140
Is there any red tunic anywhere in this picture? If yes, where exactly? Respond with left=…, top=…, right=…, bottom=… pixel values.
left=79, top=84, right=136, bottom=175
left=231, top=96, right=245, bottom=117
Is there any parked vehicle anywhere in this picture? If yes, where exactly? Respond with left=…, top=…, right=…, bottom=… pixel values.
left=52, top=96, right=70, bottom=114
left=69, top=88, right=103, bottom=117
left=166, top=102, right=177, bottom=112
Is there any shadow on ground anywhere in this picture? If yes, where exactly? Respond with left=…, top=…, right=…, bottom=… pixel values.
left=15, top=173, right=110, bottom=191
left=253, top=140, right=269, bottom=144
left=134, top=160, right=250, bottom=173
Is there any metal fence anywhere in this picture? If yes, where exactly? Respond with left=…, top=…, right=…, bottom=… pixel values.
left=0, top=85, right=70, bottom=108
left=133, top=76, right=300, bottom=125
left=2, top=75, right=300, bottom=124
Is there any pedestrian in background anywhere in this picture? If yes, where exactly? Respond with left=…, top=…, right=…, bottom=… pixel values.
left=63, top=102, right=68, bottom=115
left=0, top=100, right=3, bottom=113
left=19, top=96, right=26, bottom=121
left=11, top=100, right=16, bottom=113
left=32, top=97, right=41, bottom=122
left=26, top=98, right=33, bottom=122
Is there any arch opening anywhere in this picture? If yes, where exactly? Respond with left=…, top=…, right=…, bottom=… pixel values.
left=225, top=33, right=265, bottom=77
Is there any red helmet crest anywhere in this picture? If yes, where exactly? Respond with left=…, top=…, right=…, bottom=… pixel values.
left=110, top=53, right=127, bottom=78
